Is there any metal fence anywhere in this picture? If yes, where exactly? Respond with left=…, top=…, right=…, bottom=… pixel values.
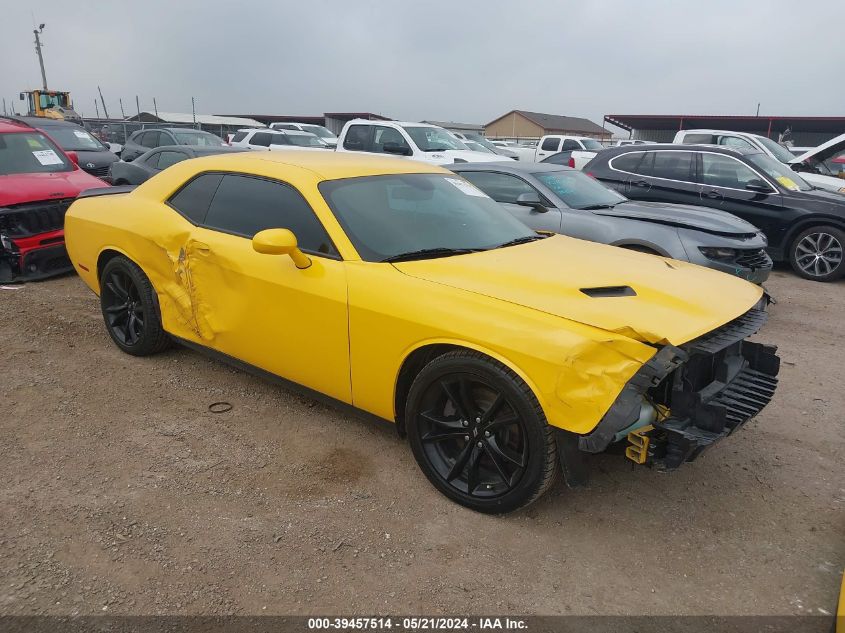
left=82, top=118, right=260, bottom=145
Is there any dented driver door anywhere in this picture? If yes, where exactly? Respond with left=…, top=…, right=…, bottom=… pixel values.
left=174, top=173, right=352, bottom=404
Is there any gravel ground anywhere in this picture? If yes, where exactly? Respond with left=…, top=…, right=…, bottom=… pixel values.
left=0, top=266, right=842, bottom=617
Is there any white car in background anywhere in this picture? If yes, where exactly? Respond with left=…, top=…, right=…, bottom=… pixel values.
left=229, top=128, right=330, bottom=152
left=673, top=129, right=845, bottom=194
left=336, top=120, right=511, bottom=165
left=535, top=135, right=605, bottom=162
left=790, top=133, right=845, bottom=192
left=268, top=122, right=339, bottom=148
left=489, top=140, right=536, bottom=161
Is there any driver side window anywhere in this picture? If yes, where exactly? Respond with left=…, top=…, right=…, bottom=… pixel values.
left=372, top=126, right=410, bottom=154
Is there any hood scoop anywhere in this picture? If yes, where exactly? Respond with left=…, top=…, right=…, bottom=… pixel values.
left=580, top=286, right=636, bottom=298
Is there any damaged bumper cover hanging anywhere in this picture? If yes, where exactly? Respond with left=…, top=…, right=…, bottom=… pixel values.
left=560, top=302, right=780, bottom=483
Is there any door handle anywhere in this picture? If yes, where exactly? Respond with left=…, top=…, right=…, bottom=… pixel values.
left=703, top=190, right=722, bottom=199
left=632, top=179, right=649, bottom=187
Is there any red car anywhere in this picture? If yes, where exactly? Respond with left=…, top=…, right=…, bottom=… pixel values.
left=0, top=117, right=108, bottom=282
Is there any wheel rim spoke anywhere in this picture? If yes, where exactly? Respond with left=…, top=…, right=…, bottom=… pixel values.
left=465, top=446, right=483, bottom=494
left=487, top=436, right=526, bottom=469
left=482, top=442, right=511, bottom=485
left=440, top=378, right=476, bottom=421
left=445, top=442, right=474, bottom=483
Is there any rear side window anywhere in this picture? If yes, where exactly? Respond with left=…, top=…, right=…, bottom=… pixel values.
left=203, top=174, right=337, bottom=255
left=719, top=136, right=755, bottom=150
left=610, top=151, right=647, bottom=173
left=651, top=151, right=694, bottom=181
left=157, top=151, right=188, bottom=169
left=145, top=152, right=161, bottom=168
left=459, top=171, right=538, bottom=204
left=540, top=137, right=559, bottom=151
left=250, top=132, right=273, bottom=147
left=142, top=131, right=162, bottom=148
left=682, top=133, right=715, bottom=144
left=344, top=125, right=370, bottom=151
left=168, top=173, right=223, bottom=224
left=268, top=134, right=290, bottom=146
left=231, top=131, right=248, bottom=143
left=561, top=139, right=581, bottom=151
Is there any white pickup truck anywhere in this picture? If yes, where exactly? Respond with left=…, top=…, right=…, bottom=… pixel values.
left=336, top=120, right=511, bottom=166
left=534, top=135, right=604, bottom=162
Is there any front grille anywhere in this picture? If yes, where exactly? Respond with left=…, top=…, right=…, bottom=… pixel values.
left=84, top=165, right=111, bottom=179
left=735, top=248, right=772, bottom=270
left=0, top=198, right=73, bottom=237
left=685, top=308, right=769, bottom=355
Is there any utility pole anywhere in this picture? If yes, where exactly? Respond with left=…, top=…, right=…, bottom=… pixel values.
left=98, top=86, right=109, bottom=119
left=119, top=98, right=125, bottom=119
left=33, top=24, right=48, bottom=90
left=94, top=99, right=100, bottom=118
left=2, top=99, right=6, bottom=116
left=135, top=95, right=140, bottom=118
left=153, top=97, right=158, bottom=119
left=191, top=97, right=196, bottom=126
left=756, top=103, right=761, bottom=117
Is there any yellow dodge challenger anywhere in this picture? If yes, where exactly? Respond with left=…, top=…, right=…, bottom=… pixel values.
left=65, top=152, right=779, bottom=513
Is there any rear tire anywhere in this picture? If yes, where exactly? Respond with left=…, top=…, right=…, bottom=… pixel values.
left=99, top=256, right=170, bottom=356
left=789, top=225, right=845, bottom=282
left=405, top=350, right=558, bottom=514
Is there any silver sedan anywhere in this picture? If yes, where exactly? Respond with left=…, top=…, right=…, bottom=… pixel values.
left=451, top=162, right=772, bottom=284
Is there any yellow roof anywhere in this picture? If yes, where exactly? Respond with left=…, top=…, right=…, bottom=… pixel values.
left=214, top=150, right=449, bottom=180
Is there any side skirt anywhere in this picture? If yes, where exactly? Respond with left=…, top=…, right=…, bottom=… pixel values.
left=171, top=336, right=396, bottom=433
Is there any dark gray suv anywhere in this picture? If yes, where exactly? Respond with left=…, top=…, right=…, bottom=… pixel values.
left=121, top=128, right=227, bottom=162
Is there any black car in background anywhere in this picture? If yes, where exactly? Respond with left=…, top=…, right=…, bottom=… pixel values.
left=584, top=144, right=845, bottom=281
left=108, top=145, right=247, bottom=185
left=15, top=116, right=118, bottom=179
left=120, top=127, right=227, bottom=162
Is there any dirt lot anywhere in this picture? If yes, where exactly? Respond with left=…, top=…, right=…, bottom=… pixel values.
left=0, top=267, right=842, bottom=617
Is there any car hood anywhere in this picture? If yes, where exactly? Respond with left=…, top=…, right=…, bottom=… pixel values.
left=790, top=133, right=845, bottom=165
left=593, top=200, right=761, bottom=236
left=798, top=172, right=845, bottom=193
left=393, top=235, right=762, bottom=346
left=0, top=169, right=109, bottom=206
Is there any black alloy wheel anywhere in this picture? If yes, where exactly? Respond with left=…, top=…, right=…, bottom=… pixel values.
left=99, top=256, right=170, bottom=356
left=406, top=350, right=557, bottom=513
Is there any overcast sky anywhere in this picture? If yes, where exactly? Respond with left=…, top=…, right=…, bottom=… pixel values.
left=2, top=0, right=843, bottom=132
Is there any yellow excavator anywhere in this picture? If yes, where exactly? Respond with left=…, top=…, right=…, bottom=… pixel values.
left=19, top=89, right=83, bottom=125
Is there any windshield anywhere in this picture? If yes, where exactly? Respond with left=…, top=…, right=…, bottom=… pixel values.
left=174, top=131, right=225, bottom=147
left=287, top=134, right=326, bottom=147
left=581, top=139, right=604, bottom=150
left=535, top=169, right=626, bottom=208
left=403, top=126, right=469, bottom=152
left=755, top=135, right=798, bottom=164
left=465, top=135, right=500, bottom=153
left=319, top=173, right=536, bottom=261
left=45, top=127, right=107, bottom=152
left=464, top=140, right=495, bottom=154
left=747, top=154, right=812, bottom=192
left=301, top=125, right=336, bottom=140
left=0, top=132, right=72, bottom=176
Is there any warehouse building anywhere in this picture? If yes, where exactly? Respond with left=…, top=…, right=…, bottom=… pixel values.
left=605, top=114, right=845, bottom=146
left=484, top=110, right=610, bottom=142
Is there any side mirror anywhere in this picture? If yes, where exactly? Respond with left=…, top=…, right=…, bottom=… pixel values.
left=383, top=142, right=412, bottom=156
left=516, top=191, right=547, bottom=211
left=66, top=151, right=79, bottom=165
left=252, top=228, right=311, bottom=269
left=745, top=179, right=770, bottom=193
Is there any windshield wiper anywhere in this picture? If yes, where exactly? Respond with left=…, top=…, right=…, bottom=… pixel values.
left=381, top=247, right=482, bottom=263
left=577, top=203, right=618, bottom=210
left=495, top=234, right=549, bottom=249
left=422, top=147, right=450, bottom=152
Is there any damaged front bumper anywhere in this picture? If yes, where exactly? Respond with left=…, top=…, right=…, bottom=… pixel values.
left=0, top=200, right=75, bottom=282
left=572, top=300, right=780, bottom=474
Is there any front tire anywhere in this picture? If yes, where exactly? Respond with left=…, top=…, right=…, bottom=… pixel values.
left=99, top=256, right=170, bottom=356
left=406, top=350, right=558, bottom=514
